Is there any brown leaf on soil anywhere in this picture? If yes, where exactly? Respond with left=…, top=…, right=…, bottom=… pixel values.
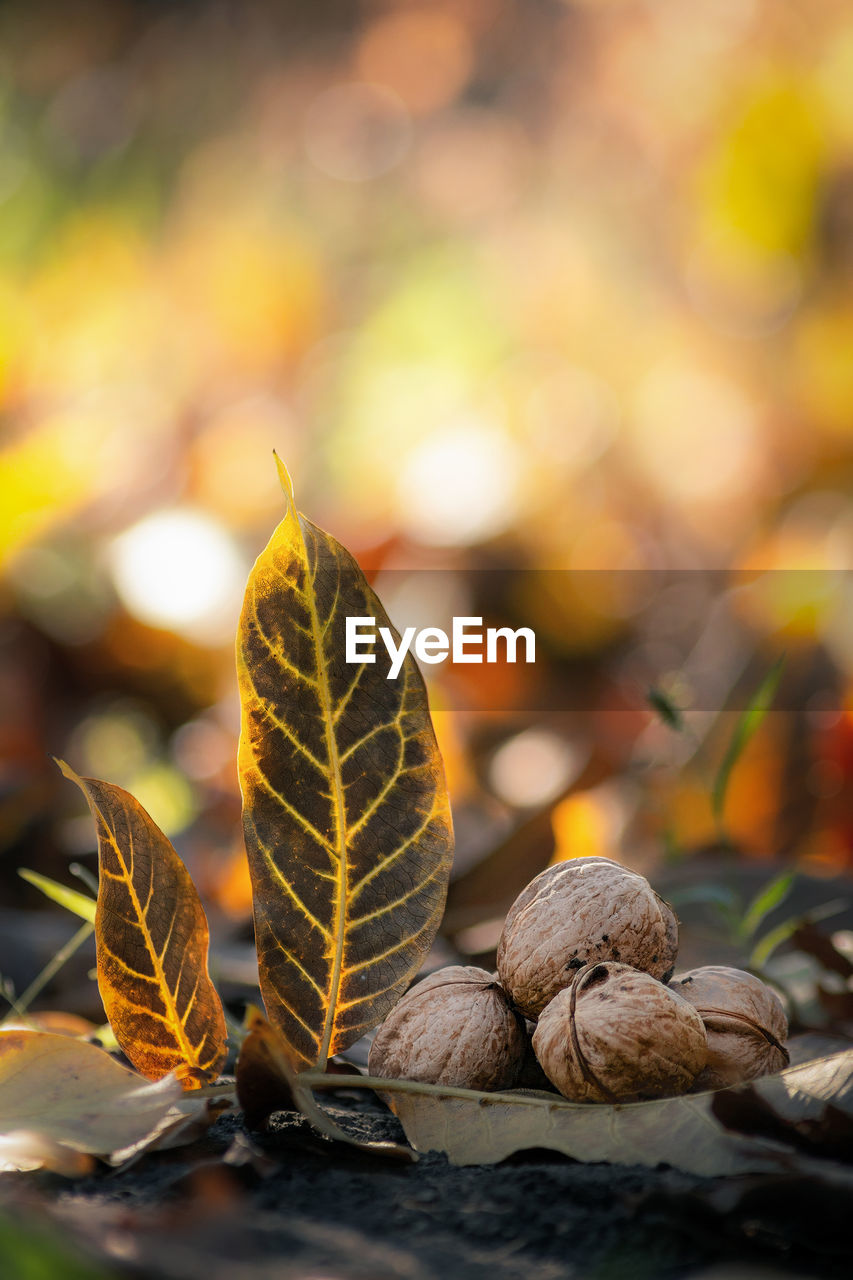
left=711, top=1080, right=853, bottom=1162
left=0, top=1030, right=207, bottom=1173
left=319, top=1047, right=853, bottom=1175
left=236, top=460, right=453, bottom=1071
left=57, top=761, right=227, bottom=1089
left=236, top=1006, right=414, bottom=1161
left=235, top=1006, right=297, bottom=1129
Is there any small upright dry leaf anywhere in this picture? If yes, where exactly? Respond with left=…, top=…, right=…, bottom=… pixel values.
left=0, top=1030, right=206, bottom=1173
left=58, top=761, right=227, bottom=1088
left=235, top=1006, right=296, bottom=1129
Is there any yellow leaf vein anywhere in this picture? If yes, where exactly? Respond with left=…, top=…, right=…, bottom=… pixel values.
left=337, top=975, right=411, bottom=1012
left=346, top=729, right=406, bottom=838
left=341, top=916, right=436, bottom=978
left=249, top=589, right=319, bottom=691
left=257, top=841, right=333, bottom=940
left=180, top=972, right=201, bottom=1026
left=332, top=662, right=368, bottom=724
left=98, top=940, right=161, bottom=985
left=252, top=769, right=335, bottom=855
left=339, top=721, right=399, bottom=765
left=348, top=800, right=440, bottom=902
left=244, top=669, right=327, bottom=774
left=348, top=874, right=436, bottom=927
left=272, top=989, right=321, bottom=1042
left=272, top=937, right=326, bottom=998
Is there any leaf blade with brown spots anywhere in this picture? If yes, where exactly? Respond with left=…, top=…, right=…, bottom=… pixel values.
left=237, top=460, right=453, bottom=1070
left=57, top=762, right=227, bottom=1088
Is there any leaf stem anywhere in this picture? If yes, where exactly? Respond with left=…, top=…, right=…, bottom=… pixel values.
left=299, top=1069, right=572, bottom=1108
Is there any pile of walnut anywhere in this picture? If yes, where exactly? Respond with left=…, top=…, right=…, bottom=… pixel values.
left=369, top=857, right=790, bottom=1103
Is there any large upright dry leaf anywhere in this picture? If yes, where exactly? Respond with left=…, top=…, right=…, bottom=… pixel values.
left=58, top=762, right=226, bottom=1088
left=0, top=1030, right=206, bottom=1172
left=237, top=460, right=453, bottom=1069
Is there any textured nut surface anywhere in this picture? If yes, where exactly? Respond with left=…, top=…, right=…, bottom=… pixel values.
left=670, top=965, right=789, bottom=1090
left=497, top=857, right=679, bottom=1017
left=368, top=965, right=526, bottom=1091
left=532, top=962, right=707, bottom=1102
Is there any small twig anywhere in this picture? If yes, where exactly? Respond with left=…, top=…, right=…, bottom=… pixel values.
left=1, top=920, right=94, bottom=1021
left=0, top=975, right=26, bottom=1020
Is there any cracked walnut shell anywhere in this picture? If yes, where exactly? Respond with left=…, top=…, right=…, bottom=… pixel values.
left=368, top=965, right=526, bottom=1091
left=669, top=966, right=789, bottom=1090
left=532, top=962, right=707, bottom=1102
left=497, top=857, right=679, bottom=1018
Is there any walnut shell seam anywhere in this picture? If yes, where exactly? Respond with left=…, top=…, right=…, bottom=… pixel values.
left=564, top=965, right=620, bottom=1103
left=695, top=1005, right=790, bottom=1062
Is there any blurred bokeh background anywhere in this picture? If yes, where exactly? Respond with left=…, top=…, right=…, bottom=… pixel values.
left=1, top=0, right=852, bottom=1026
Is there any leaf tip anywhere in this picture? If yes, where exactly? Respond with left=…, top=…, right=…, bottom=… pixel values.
left=53, top=757, right=83, bottom=788
left=272, top=451, right=295, bottom=505
left=243, top=1003, right=267, bottom=1034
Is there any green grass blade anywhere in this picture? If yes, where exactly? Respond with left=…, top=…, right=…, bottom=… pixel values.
left=712, top=656, right=785, bottom=826
left=749, top=897, right=849, bottom=969
left=9, top=920, right=95, bottom=1016
left=739, top=870, right=795, bottom=940
left=749, top=918, right=803, bottom=970
left=18, top=869, right=96, bottom=924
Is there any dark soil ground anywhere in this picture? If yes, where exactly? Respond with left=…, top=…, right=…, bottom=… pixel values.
left=3, top=1094, right=852, bottom=1280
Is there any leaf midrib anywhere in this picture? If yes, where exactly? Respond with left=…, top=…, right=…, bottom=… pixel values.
left=305, top=551, right=349, bottom=1070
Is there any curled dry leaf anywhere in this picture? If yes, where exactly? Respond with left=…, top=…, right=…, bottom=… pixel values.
left=57, top=761, right=227, bottom=1089
left=0, top=1030, right=207, bottom=1174
left=235, top=1006, right=297, bottom=1129
left=237, top=460, right=453, bottom=1070
left=236, top=1006, right=414, bottom=1161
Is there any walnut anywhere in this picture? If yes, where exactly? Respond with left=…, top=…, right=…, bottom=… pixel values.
left=368, top=965, right=526, bottom=1091
left=669, top=966, right=789, bottom=1090
left=532, top=962, right=707, bottom=1102
left=497, top=857, right=679, bottom=1018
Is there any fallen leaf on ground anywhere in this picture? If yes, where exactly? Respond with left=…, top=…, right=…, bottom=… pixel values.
left=0, top=1029, right=208, bottom=1173
left=302, top=1047, right=853, bottom=1176
left=236, top=1007, right=414, bottom=1161
left=1, top=1012, right=100, bottom=1039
